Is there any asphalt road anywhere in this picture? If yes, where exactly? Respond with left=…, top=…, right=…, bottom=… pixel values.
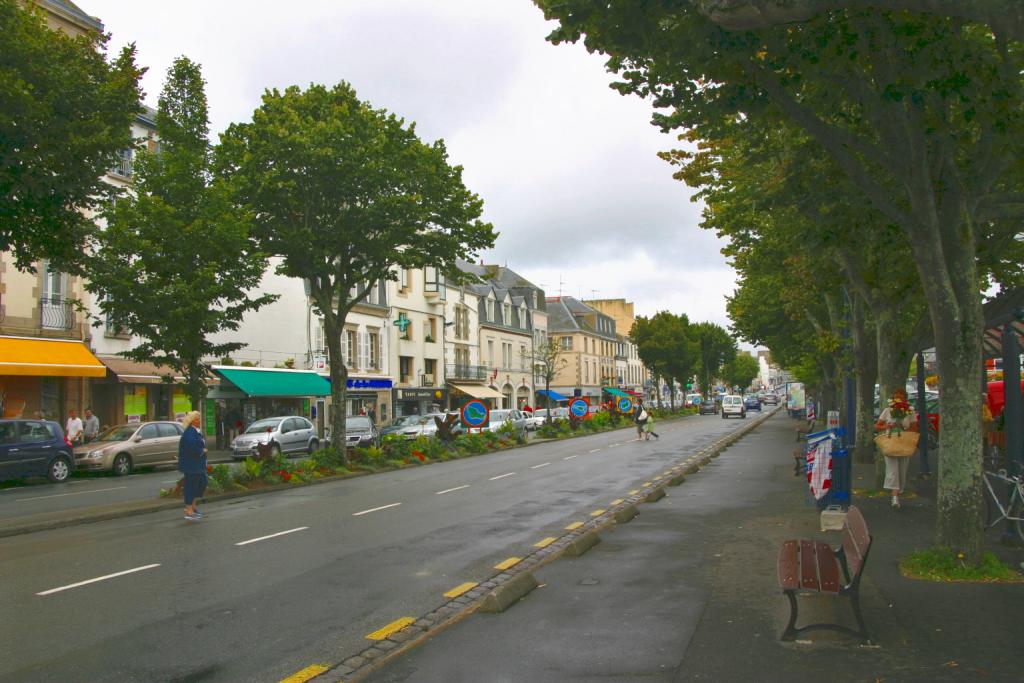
left=0, top=411, right=761, bottom=683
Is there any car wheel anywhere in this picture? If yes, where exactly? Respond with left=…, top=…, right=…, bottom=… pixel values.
left=112, top=453, right=133, bottom=476
left=307, top=438, right=319, bottom=454
left=48, top=456, right=72, bottom=483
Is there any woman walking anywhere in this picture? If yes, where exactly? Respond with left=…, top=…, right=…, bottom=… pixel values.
left=645, top=412, right=660, bottom=440
left=178, top=410, right=208, bottom=521
left=635, top=401, right=649, bottom=440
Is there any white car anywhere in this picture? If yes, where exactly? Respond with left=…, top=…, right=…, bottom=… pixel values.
left=721, top=395, right=746, bottom=419
left=523, top=412, right=546, bottom=430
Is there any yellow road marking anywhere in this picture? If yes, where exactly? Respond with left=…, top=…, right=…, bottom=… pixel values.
left=643, top=482, right=653, bottom=487
left=366, top=617, right=415, bottom=641
left=565, top=521, right=584, bottom=530
left=444, top=582, right=478, bottom=599
left=279, top=664, right=330, bottom=683
left=494, top=557, right=522, bottom=570
left=534, top=537, right=557, bottom=548
left=610, top=498, right=624, bottom=505
left=653, top=475, right=663, bottom=480
left=590, top=509, right=606, bottom=517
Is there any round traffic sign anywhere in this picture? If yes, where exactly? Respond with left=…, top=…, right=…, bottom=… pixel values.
left=568, top=397, right=589, bottom=419
left=460, top=399, right=490, bottom=429
left=617, top=396, right=633, bottom=413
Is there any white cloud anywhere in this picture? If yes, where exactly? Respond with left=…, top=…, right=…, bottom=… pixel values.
left=87, top=0, right=735, bottom=329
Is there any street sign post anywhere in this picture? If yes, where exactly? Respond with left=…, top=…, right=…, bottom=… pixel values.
left=459, top=399, right=490, bottom=431
left=568, top=397, right=589, bottom=420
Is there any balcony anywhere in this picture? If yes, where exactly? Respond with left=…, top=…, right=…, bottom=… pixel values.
left=110, top=150, right=133, bottom=178
left=445, top=363, right=489, bottom=382
left=40, top=296, right=73, bottom=330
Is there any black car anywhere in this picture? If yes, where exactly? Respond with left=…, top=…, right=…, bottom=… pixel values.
left=0, top=419, right=75, bottom=482
left=744, top=395, right=762, bottom=411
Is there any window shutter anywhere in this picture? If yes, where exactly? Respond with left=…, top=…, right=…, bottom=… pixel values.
left=360, top=331, right=370, bottom=371
left=341, top=332, right=350, bottom=368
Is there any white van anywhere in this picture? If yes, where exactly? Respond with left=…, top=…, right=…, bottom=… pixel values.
left=721, top=394, right=746, bottom=419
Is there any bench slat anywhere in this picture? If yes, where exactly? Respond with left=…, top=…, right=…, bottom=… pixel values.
left=814, top=541, right=841, bottom=594
left=778, top=540, right=800, bottom=590
left=799, top=540, right=818, bottom=590
left=842, top=506, right=871, bottom=576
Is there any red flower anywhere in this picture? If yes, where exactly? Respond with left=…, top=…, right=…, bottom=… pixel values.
left=281, top=472, right=292, bottom=482
left=413, top=450, right=426, bottom=462
left=206, top=465, right=213, bottom=473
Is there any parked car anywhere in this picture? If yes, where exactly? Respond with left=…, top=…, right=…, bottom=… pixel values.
left=231, top=415, right=319, bottom=459
left=542, top=407, right=571, bottom=423
left=743, top=395, right=762, bottom=411
left=699, top=397, right=718, bottom=415
left=0, top=419, right=74, bottom=482
left=721, top=394, right=746, bottom=419
left=343, top=415, right=379, bottom=449
left=684, top=393, right=701, bottom=408
left=75, top=420, right=183, bottom=475
left=380, top=414, right=426, bottom=439
left=523, top=411, right=546, bottom=431
left=484, top=409, right=528, bottom=438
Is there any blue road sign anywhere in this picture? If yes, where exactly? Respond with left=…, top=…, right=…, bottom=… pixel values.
left=460, top=399, right=490, bottom=429
left=617, top=396, right=633, bottom=413
left=568, top=397, right=589, bottom=419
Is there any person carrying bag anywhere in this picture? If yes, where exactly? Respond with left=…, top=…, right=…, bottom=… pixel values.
left=635, top=401, right=649, bottom=440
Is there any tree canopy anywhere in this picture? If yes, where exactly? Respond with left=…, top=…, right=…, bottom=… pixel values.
left=0, top=0, right=143, bottom=273
left=86, top=57, right=275, bottom=407
left=217, top=81, right=496, bottom=454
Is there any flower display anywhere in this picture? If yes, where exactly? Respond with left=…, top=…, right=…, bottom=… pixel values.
left=889, top=397, right=911, bottom=420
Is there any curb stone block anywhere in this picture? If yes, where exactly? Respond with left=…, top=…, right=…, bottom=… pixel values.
left=479, top=572, right=539, bottom=613
left=668, top=473, right=686, bottom=486
left=645, top=487, right=666, bottom=503
left=685, top=464, right=700, bottom=474
left=563, top=530, right=602, bottom=557
left=613, top=505, right=638, bottom=524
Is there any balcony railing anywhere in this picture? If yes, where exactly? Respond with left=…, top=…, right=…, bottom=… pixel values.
left=445, top=363, right=489, bottom=381
left=110, top=151, right=133, bottom=178
left=40, top=296, right=73, bottom=330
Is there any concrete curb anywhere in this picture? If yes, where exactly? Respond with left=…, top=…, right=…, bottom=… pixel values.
left=563, top=530, right=602, bottom=557
left=478, top=572, right=541, bottom=613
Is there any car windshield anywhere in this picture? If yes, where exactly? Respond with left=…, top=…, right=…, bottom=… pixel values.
left=346, top=417, right=372, bottom=430
left=245, top=418, right=282, bottom=434
left=94, top=425, right=139, bottom=442
left=391, top=416, right=422, bottom=428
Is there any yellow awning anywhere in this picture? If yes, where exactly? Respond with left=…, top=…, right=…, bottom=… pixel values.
left=448, top=382, right=504, bottom=399
left=0, top=336, right=106, bottom=377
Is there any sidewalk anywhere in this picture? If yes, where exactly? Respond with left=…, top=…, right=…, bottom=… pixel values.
left=358, top=413, right=1022, bottom=683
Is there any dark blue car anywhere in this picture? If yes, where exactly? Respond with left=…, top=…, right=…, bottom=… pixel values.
left=743, top=395, right=762, bottom=411
left=0, top=419, right=75, bottom=482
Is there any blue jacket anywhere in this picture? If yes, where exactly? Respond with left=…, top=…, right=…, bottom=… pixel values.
left=178, top=425, right=207, bottom=474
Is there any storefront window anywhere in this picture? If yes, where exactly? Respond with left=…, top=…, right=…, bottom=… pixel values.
left=123, top=385, right=148, bottom=423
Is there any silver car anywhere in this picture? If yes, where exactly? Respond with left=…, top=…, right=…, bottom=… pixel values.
left=74, top=421, right=183, bottom=475
left=231, top=416, right=318, bottom=459
left=485, top=409, right=528, bottom=439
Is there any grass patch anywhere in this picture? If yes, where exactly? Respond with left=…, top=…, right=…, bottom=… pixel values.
left=899, top=547, right=1024, bottom=583
left=853, top=489, right=917, bottom=499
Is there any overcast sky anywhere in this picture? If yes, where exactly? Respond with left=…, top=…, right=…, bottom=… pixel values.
left=85, top=0, right=738, bottom=331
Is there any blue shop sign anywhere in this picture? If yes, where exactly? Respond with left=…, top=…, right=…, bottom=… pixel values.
left=346, top=378, right=393, bottom=390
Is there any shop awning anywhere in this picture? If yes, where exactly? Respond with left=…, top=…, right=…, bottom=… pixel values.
left=213, top=366, right=331, bottom=397
left=603, top=387, right=630, bottom=398
left=448, top=382, right=504, bottom=399
left=0, top=336, right=105, bottom=377
left=536, top=389, right=569, bottom=401
left=99, top=356, right=186, bottom=384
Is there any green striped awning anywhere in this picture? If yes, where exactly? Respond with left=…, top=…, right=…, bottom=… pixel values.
left=214, top=367, right=331, bottom=397
left=603, top=387, right=630, bottom=398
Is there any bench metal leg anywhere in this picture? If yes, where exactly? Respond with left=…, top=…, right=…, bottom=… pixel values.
left=781, top=590, right=800, bottom=641
left=848, top=586, right=870, bottom=643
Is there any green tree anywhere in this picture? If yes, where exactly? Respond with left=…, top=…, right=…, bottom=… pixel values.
left=631, top=312, right=692, bottom=409
left=86, top=57, right=275, bottom=408
left=722, top=353, right=761, bottom=393
left=0, top=0, right=143, bottom=272
left=692, top=322, right=737, bottom=397
left=217, top=82, right=496, bottom=456
left=538, top=1, right=1024, bottom=559
left=523, top=336, right=568, bottom=424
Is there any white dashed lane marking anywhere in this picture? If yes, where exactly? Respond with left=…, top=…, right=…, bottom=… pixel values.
left=435, top=485, right=470, bottom=495
left=530, top=463, right=551, bottom=470
left=37, top=563, right=161, bottom=596
left=235, top=527, right=310, bottom=545
left=489, top=472, right=516, bottom=481
left=352, top=503, right=402, bottom=517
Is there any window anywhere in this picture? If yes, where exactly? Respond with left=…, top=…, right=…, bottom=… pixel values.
left=425, top=317, right=436, bottom=342
left=560, top=336, right=573, bottom=351
left=368, top=331, right=380, bottom=370
left=399, top=356, right=413, bottom=383
left=400, top=267, right=409, bottom=290
left=314, top=319, right=325, bottom=352
left=345, top=330, right=357, bottom=368
left=454, top=305, right=469, bottom=340
left=487, top=340, right=495, bottom=366
left=111, top=148, right=133, bottom=177
left=520, top=344, right=527, bottom=369
left=0, top=422, right=17, bottom=446
left=424, top=267, right=445, bottom=298
left=156, top=423, right=179, bottom=438
left=425, top=358, right=436, bottom=379
left=20, top=421, right=51, bottom=443
left=41, top=261, right=69, bottom=330
left=486, top=299, right=495, bottom=322
left=503, top=303, right=511, bottom=325
left=138, top=424, right=158, bottom=440
left=502, top=343, right=511, bottom=369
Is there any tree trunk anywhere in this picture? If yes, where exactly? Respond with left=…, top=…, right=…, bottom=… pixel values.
left=325, top=319, right=349, bottom=462
left=669, top=378, right=676, bottom=411
left=850, top=297, right=878, bottom=465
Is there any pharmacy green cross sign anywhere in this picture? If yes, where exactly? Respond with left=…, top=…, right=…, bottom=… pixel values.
left=393, top=312, right=410, bottom=333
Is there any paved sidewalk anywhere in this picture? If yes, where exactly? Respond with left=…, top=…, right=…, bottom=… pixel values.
left=359, top=413, right=1023, bottom=683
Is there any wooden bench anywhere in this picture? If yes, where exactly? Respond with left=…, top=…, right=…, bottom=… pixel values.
left=794, top=417, right=815, bottom=442
left=792, top=448, right=806, bottom=476
left=777, top=505, right=872, bottom=643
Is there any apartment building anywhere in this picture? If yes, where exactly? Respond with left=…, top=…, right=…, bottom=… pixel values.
left=545, top=296, right=617, bottom=403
